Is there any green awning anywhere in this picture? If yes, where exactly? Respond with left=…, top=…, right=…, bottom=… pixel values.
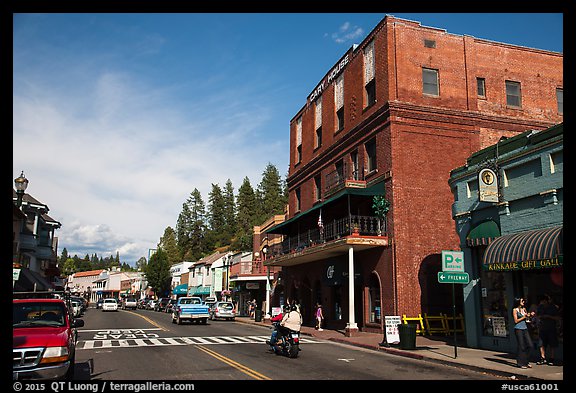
left=467, top=220, right=500, bottom=247
left=172, top=284, right=188, bottom=295
left=265, top=180, right=385, bottom=234
left=483, top=226, right=563, bottom=271
left=188, top=285, right=211, bottom=296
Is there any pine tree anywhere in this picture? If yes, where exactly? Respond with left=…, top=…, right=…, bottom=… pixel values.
left=232, top=176, right=257, bottom=250
left=144, top=247, right=171, bottom=298
left=159, top=226, right=180, bottom=265
left=257, top=163, right=287, bottom=224
left=207, top=183, right=227, bottom=249
left=179, top=188, right=207, bottom=260
left=223, top=179, right=237, bottom=244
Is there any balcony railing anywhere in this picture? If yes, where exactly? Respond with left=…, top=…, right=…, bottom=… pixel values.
left=267, top=214, right=387, bottom=258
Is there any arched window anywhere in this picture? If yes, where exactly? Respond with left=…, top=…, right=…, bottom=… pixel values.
left=368, top=273, right=381, bottom=324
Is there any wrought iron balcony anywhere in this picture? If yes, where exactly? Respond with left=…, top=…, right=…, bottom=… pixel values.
left=267, top=214, right=386, bottom=258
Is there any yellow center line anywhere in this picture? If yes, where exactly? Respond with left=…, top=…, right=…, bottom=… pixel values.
left=124, top=310, right=168, bottom=331
left=196, top=345, right=272, bottom=380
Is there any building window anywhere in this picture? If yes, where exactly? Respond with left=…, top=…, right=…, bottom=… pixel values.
left=295, top=188, right=301, bottom=212
left=424, top=39, right=436, bottom=48
left=368, top=274, right=381, bottom=324
left=295, top=117, right=302, bottom=164
left=365, top=138, right=377, bottom=173
left=365, top=80, right=376, bottom=107
left=335, top=159, right=344, bottom=185
left=350, top=150, right=359, bottom=180
left=364, top=40, right=375, bottom=108
left=335, top=75, right=344, bottom=131
left=314, top=175, right=322, bottom=202
left=505, top=80, right=522, bottom=108
left=315, top=97, right=322, bottom=149
left=477, top=77, right=486, bottom=98
left=556, top=88, right=563, bottom=114
left=480, top=271, right=509, bottom=338
left=423, top=68, right=439, bottom=96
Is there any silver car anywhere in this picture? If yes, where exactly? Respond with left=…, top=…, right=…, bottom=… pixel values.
left=209, top=301, right=236, bottom=321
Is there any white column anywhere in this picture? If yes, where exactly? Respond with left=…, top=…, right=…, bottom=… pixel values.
left=265, top=268, right=271, bottom=319
left=346, top=246, right=358, bottom=330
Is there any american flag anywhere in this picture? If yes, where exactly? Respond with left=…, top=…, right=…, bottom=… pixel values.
left=318, top=210, right=324, bottom=231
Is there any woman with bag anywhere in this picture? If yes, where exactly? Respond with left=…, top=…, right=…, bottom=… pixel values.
left=513, top=297, right=535, bottom=369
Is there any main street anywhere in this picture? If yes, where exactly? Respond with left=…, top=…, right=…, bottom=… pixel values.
left=74, top=306, right=505, bottom=380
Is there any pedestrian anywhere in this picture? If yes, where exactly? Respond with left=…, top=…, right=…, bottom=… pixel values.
left=249, top=299, right=256, bottom=319
left=512, top=297, right=535, bottom=369
left=535, top=294, right=560, bottom=365
left=315, top=303, right=324, bottom=331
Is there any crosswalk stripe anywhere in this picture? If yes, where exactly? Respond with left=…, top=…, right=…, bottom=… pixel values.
left=78, top=335, right=320, bottom=350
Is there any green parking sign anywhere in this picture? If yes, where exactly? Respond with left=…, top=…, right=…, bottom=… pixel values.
left=438, top=271, right=469, bottom=284
left=442, top=250, right=464, bottom=272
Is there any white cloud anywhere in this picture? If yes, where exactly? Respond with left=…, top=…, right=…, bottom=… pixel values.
left=13, top=64, right=288, bottom=265
left=331, top=22, right=365, bottom=44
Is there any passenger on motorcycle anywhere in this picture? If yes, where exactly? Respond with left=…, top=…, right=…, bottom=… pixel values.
left=274, top=304, right=302, bottom=351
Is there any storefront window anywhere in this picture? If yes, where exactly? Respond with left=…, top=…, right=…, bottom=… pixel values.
left=368, top=275, right=381, bottom=324
left=480, top=270, right=509, bottom=337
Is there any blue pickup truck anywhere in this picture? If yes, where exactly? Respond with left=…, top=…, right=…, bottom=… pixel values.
left=171, top=297, right=210, bottom=325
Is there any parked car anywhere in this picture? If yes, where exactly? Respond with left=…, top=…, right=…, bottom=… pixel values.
left=204, top=300, right=217, bottom=314
left=209, top=301, right=236, bottom=321
left=155, top=298, right=170, bottom=312
left=70, top=300, right=82, bottom=318
left=96, top=298, right=104, bottom=309
left=13, top=297, right=84, bottom=380
left=70, top=296, right=88, bottom=312
left=102, top=298, right=118, bottom=312
left=146, top=299, right=157, bottom=310
left=121, top=297, right=137, bottom=310
left=165, top=299, right=177, bottom=313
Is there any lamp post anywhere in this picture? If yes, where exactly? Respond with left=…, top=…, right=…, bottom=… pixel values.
left=14, top=171, right=29, bottom=207
left=262, top=247, right=270, bottom=319
left=222, top=255, right=231, bottom=300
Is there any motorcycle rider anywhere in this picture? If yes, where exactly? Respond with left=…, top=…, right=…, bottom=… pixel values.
left=266, top=305, right=288, bottom=353
left=272, top=304, right=302, bottom=354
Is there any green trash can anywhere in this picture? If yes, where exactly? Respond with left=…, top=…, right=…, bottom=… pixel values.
left=254, top=309, right=263, bottom=322
left=398, top=323, right=417, bottom=350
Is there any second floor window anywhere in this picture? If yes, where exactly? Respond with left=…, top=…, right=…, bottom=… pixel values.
left=556, top=88, right=563, bottom=114
left=314, top=175, right=322, bottom=202
left=423, top=68, right=439, bottom=96
left=505, top=80, right=522, bottom=108
left=477, top=77, right=486, bottom=98
left=364, top=40, right=375, bottom=107
left=315, top=126, right=322, bottom=149
left=295, top=188, right=301, bottom=212
left=335, top=75, right=344, bottom=131
left=365, top=138, right=377, bottom=173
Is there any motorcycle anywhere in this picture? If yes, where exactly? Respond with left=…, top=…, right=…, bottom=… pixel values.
left=267, top=321, right=300, bottom=358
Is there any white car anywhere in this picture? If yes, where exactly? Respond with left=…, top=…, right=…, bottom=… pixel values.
left=70, top=300, right=82, bottom=317
left=102, top=298, right=118, bottom=312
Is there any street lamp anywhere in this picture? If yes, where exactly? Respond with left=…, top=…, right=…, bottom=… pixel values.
left=222, top=255, right=231, bottom=300
left=14, top=171, right=29, bottom=207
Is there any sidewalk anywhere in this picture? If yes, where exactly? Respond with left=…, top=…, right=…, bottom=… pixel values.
left=236, top=316, right=563, bottom=381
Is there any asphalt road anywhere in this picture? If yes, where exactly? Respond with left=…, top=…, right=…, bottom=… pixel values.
left=73, top=306, right=505, bottom=381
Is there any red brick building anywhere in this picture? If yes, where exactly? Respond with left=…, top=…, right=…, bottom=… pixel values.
left=262, top=15, right=562, bottom=336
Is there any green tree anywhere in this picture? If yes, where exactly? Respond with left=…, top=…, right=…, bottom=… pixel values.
left=144, top=247, right=171, bottom=298
left=159, top=226, right=180, bottom=265
left=256, top=163, right=287, bottom=224
left=136, top=256, right=147, bottom=272
left=223, top=179, right=237, bottom=244
left=58, top=248, right=69, bottom=267
left=61, top=257, right=77, bottom=276
left=207, top=183, right=227, bottom=249
left=232, top=176, right=257, bottom=250
left=177, top=188, right=207, bottom=260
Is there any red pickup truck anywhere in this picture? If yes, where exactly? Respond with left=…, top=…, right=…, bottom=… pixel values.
left=13, top=297, right=84, bottom=380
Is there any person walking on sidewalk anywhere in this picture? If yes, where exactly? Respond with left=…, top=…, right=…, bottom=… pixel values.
left=536, top=294, right=560, bottom=365
left=513, top=297, right=535, bottom=369
left=315, top=303, right=324, bottom=331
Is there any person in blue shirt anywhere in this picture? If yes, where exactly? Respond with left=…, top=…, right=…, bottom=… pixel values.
left=513, top=297, right=535, bottom=369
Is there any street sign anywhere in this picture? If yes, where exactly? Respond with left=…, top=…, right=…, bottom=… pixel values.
left=442, top=250, right=464, bottom=272
left=438, top=271, right=470, bottom=284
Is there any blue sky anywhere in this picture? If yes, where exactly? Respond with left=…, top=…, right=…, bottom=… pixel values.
left=12, top=13, right=563, bottom=266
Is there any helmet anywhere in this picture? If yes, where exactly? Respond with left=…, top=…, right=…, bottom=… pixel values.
left=290, top=304, right=298, bottom=312
left=283, top=305, right=291, bottom=313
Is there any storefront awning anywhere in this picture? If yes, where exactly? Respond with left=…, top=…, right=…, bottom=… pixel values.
left=188, top=285, right=211, bottom=296
left=482, top=226, right=563, bottom=271
left=467, top=220, right=500, bottom=247
left=172, top=284, right=188, bottom=295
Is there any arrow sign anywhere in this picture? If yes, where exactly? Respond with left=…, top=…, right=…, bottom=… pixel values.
left=438, top=271, right=469, bottom=284
left=442, top=251, right=464, bottom=272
